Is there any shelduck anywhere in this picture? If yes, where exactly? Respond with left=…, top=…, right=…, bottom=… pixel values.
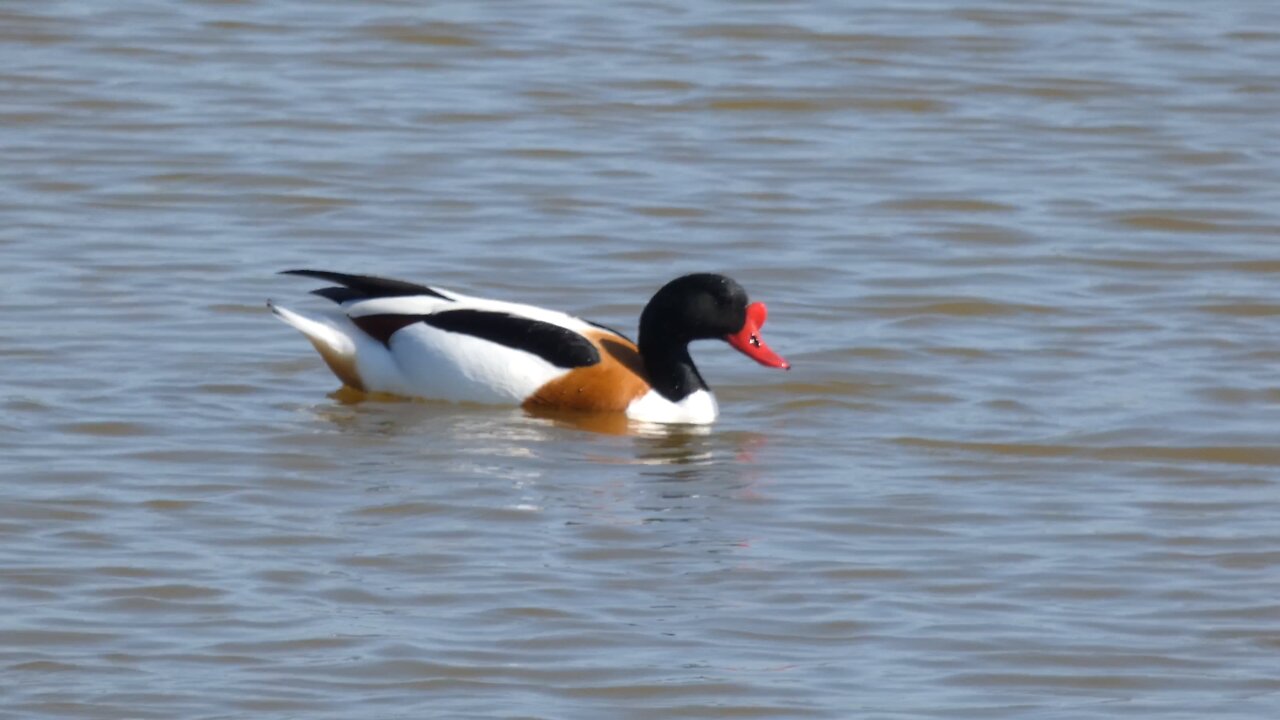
left=269, top=270, right=789, bottom=424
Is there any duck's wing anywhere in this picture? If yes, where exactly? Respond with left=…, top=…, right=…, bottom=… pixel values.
left=282, top=270, right=602, bottom=367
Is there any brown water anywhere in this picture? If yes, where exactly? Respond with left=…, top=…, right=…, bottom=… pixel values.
left=4, top=1, right=1280, bottom=718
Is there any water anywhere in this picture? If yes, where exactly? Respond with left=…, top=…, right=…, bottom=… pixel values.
left=4, top=1, right=1280, bottom=717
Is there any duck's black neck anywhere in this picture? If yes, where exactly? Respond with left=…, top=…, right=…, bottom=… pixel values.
left=637, top=274, right=745, bottom=403
left=638, top=336, right=708, bottom=402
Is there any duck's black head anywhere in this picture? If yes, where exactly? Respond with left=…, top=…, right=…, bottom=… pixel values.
left=637, top=273, right=789, bottom=401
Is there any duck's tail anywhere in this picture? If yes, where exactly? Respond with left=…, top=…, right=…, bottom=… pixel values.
left=268, top=301, right=367, bottom=391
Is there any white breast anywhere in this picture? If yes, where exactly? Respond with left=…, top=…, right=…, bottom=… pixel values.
left=626, top=389, right=719, bottom=425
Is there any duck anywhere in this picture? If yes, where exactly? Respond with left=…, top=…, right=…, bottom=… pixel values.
left=269, top=270, right=789, bottom=424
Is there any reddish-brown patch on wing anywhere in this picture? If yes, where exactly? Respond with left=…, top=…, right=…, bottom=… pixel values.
left=351, top=314, right=424, bottom=347
left=522, top=331, right=650, bottom=413
left=306, top=337, right=366, bottom=392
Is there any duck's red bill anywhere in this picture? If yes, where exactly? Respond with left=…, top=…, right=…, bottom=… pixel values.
left=726, top=302, right=790, bottom=370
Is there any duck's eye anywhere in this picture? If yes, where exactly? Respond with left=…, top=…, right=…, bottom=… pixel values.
left=750, top=334, right=760, bottom=348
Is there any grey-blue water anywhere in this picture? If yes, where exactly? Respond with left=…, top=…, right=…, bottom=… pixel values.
left=4, top=1, right=1280, bottom=717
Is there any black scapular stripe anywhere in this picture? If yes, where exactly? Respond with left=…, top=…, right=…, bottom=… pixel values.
left=281, top=270, right=453, bottom=302
left=424, top=310, right=600, bottom=368
left=353, top=310, right=600, bottom=368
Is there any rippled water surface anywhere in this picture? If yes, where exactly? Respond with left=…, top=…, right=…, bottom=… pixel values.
left=5, top=1, right=1280, bottom=717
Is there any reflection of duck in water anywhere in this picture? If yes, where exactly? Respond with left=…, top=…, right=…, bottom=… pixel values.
left=270, top=271, right=789, bottom=425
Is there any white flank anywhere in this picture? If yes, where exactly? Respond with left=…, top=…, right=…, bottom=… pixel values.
left=381, top=321, right=566, bottom=404
left=271, top=291, right=577, bottom=404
